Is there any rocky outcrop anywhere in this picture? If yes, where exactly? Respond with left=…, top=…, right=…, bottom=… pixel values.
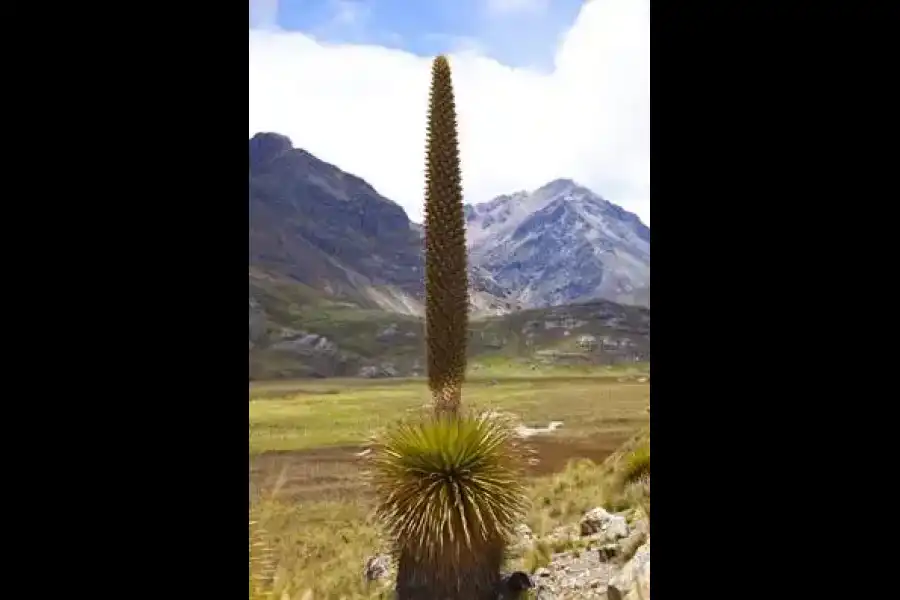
left=522, top=508, right=649, bottom=600
left=358, top=364, right=399, bottom=378
left=362, top=505, right=650, bottom=600
left=608, top=538, right=650, bottom=600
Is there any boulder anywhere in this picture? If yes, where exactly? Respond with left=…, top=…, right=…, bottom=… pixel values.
left=579, top=507, right=630, bottom=540
left=608, top=539, right=650, bottom=600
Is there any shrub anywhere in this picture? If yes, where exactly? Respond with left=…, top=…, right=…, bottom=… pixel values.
left=621, top=442, right=650, bottom=485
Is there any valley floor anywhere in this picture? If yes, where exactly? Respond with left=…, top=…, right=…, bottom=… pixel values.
left=251, top=436, right=630, bottom=504
left=249, top=372, right=650, bottom=598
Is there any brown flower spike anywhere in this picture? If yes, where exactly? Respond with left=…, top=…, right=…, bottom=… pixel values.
left=423, top=55, right=469, bottom=416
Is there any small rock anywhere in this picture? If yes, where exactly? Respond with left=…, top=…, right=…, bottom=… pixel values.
left=363, top=554, right=391, bottom=582
left=358, top=365, right=379, bottom=378
left=376, top=323, right=399, bottom=340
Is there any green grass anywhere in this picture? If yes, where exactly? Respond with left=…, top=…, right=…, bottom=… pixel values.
left=249, top=375, right=649, bottom=453
left=621, top=441, right=651, bottom=484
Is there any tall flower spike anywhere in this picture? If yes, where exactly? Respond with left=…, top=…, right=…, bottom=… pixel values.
left=423, top=55, right=469, bottom=417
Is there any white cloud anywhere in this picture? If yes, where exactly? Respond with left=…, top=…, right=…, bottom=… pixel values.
left=484, top=0, right=551, bottom=17
left=248, top=0, right=650, bottom=226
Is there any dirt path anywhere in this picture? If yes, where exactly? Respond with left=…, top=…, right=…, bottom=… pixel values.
left=250, top=435, right=629, bottom=502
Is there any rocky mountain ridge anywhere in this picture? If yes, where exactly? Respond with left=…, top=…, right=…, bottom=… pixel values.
left=250, top=133, right=649, bottom=315
left=465, top=179, right=650, bottom=309
left=249, top=133, right=651, bottom=378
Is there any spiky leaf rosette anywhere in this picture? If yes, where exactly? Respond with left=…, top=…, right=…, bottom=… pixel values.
left=423, top=55, right=469, bottom=415
left=369, top=412, right=528, bottom=599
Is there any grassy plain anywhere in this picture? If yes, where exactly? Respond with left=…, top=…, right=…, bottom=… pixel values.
left=249, top=372, right=650, bottom=599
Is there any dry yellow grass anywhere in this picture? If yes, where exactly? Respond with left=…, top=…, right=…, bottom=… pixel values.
left=249, top=377, right=650, bottom=599
left=250, top=441, right=649, bottom=598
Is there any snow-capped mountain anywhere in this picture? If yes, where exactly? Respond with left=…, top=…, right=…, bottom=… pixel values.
left=465, top=179, right=650, bottom=308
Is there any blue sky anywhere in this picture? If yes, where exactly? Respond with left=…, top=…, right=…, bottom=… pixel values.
left=249, top=0, right=585, bottom=71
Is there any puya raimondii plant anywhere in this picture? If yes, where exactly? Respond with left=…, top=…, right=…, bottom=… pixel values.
left=368, top=56, right=529, bottom=600
left=371, top=414, right=529, bottom=599
left=423, top=54, right=469, bottom=418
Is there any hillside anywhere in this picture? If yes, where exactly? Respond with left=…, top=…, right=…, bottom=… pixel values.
left=465, top=179, right=650, bottom=308
left=249, top=133, right=651, bottom=379
left=249, top=284, right=650, bottom=379
left=249, top=132, right=427, bottom=312
left=250, top=133, right=650, bottom=314
left=249, top=133, right=513, bottom=317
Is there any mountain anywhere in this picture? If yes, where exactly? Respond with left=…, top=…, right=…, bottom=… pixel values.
left=249, top=132, right=427, bottom=313
left=249, top=133, right=651, bottom=379
left=249, top=133, right=516, bottom=322
left=465, top=179, right=650, bottom=308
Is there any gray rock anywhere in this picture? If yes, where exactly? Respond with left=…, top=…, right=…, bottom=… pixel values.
left=604, top=515, right=630, bottom=541
left=358, top=364, right=398, bottom=378
left=271, top=332, right=339, bottom=355
left=580, top=507, right=629, bottom=539
left=515, top=516, right=649, bottom=599
left=608, top=539, right=650, bottom=599
left=363, top=554, right=391, bottom=582
left=358, top=366, right=379, bottom=378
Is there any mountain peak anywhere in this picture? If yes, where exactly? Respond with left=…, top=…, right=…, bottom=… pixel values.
left=249, top=132, right=294, bottom=169
left=466, top=179, right=650, bottom=308
left=536, top=178, right=577, bottom=193
left=533, top=178, right=610, bottom=205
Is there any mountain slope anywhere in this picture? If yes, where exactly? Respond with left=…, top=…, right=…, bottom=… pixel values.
left=249, top=296, right=650, bottom=380
left=248, top=134, right=652, bottom=379
left=249, top=132, right=426, bottom=311
left=465, top=179, right=650, bottom=308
